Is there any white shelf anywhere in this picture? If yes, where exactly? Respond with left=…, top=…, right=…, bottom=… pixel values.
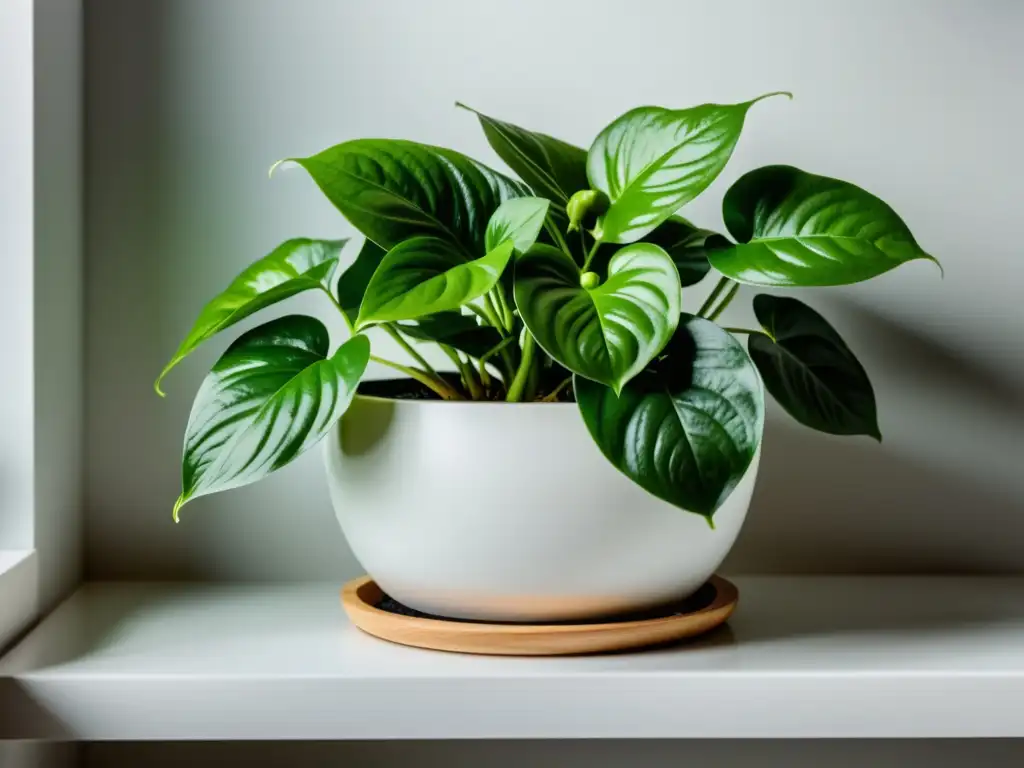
left=2, top=576, right=1024, bottom=740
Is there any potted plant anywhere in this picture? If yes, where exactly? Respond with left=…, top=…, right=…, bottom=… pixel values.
left=156, top=92, right=937, bottom=622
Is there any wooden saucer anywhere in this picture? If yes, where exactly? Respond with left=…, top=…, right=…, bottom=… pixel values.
left=341, top=575, right=738, bottom=656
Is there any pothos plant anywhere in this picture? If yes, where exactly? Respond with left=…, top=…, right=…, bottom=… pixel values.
left=157, top=92, right=937, bottom=525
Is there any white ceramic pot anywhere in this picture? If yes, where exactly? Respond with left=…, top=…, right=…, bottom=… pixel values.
left=325, top=392, right=759, bottom=622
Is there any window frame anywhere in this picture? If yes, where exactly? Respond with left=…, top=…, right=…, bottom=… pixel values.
left=0, top=0, right=83, bottom=649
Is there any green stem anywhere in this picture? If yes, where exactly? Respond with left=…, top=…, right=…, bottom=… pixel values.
left=506, top=332, right=537, bottom=402
left=541, top=376, right=573, bottom=402
left=483, top=293, right=507, bottom=335
left=722, top=327, right=759, bottom=335
left=370, top=355, right=462, bottom=400
left=493, top=285, right=515, bottom=333
left=478, top=335, right=515, bottom=385
left=382, top=324, right=441, bottom=380
left=697, top=277, right=731, bottom=318
left=707, top=282, right=740, bottom=322
left=442, top=344, right=482, bottom=399
left=476, top=356, right=492, bottom=389
left=467, top=304, right=493, bottom=325
left=721, top=327, right=772, bottom=339
left=525, top=357, right=540, bottom=402
left=582, top=241, right=601, bottom=272
left=322, top=287, right=354, bottom=333
left=545, top=218, right=574, bottom=262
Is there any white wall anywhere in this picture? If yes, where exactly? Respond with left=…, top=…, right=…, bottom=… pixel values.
left=85, top=0, right=1024, bottom=580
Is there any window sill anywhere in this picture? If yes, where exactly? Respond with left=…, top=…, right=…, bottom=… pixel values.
left=3, top=576, right=1024, bottom=740
left=0, top=549, right=38, bottom=652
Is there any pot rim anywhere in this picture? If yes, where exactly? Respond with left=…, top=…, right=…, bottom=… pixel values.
left=353, top=391, right=576, bottom=407
left=355, top=377, right=577, bottom=407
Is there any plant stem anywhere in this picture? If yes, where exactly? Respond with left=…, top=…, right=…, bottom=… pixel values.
left=382, top=324, right=441, bottom=379
left=582, top=241, right=601, bottom=272
left=541, top=376, right=573, bottom=402
left=545, top=218, right=574, bottom=262
left=722, top=327, right=773, bottom=342
left=721, top=327, right=761, bottom=335
left=493, top=284, right=515, bottom=333
left=370, top=355, right=462, bottom=400
left=476, top=356, right=492, bottom=389
left=467, top=304, right=493, bottom=326
left=478, top=335, right=515, bottom=387
left=707, top=282, right=740, bottom=322
left=483, top=293, right=507, bottom=335
left=321, top=286, right=354, bottom=333
left=506, top=331, right=537, bottom=402
left=441, top=344, right=482, bottom=399
left=697, top=277, right=730, bottom=318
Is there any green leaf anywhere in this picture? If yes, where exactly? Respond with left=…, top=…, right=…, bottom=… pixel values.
left=642, top=217, right=724, bottom=287
left=356, top=237, right=515, bottom=329
left=458, top=104, right=589, bottom=205
left=287, top=139, right=527, bottom=255
left=514, top=242, right=680, bottom=394
left=397, top=311, right=504, bottom=360
left=748, top=294, right=880, bottom=440
left=711, top=165, right=938, bottom=286
left=486, top=196, right=550, bottom=254
left=576, top=314, right=764, bottom=519
left=155, top=238, right=345, bottom=395
left=336, top=238, right=387, bottom=326
left=459, top=104, right=589, bottom=262
left=174, top=316, right=369, bottom=519
left=587, top=93, right=788, bottom=244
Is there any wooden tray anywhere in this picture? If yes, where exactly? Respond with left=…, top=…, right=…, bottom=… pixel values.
left=341, top=575, right=737, bottom=656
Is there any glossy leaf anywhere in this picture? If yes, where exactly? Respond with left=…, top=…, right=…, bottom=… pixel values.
left=397, top=311, right=504, bottom=360
left=576, top=315, right=764, bottom=519
left=711, top=165, right=938, bottom=286
left=486, top=196, right=550, bottom=254
left=587, top=93, right=787, bottom=244
left=155, top=239, right=344, bottom=395
left=643, top=217, right=724, bottom=287
left=336, top=238, right=387, bottom=326
left=287, top=139, right=527, bottom=255
left=356, top=237, right=515, bottom=329
left=460, top=104, right=591, bottom=262
left=459, top=104, right=589, bottom=205
left=174, top=316, right=370, bottom=519
left=514, top=242, right=680, bottom=393
left=748, top=294, right=880, bottom=439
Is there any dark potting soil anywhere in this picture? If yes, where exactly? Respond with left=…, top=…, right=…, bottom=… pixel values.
left=357, top=376, right=576, bottom=403
left=376, top=582, right=718, bottom=625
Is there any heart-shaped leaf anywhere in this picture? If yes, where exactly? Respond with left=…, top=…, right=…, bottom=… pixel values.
left=748, top=294, right=880, bottom=439
left=486, top=196, right=550, bottom=254
left=396, top=311, right=504, bottom=360
left=576, top=315, right=764, bottom=519
left=710, top=165, right=938, bottom=286
left=155, top=238, right=345, bottom=395
left=356, top=236, right=515, bottom=329
left=587, top=93, right=788, bottom=244
left=459, top=104, right=589, bottom=205
left=174, top=316, right=369, bottom=519
left=336, top=238, right=387, bottom=326
left=514, top=242, right=680, bottom=393
left=643, top=217, right=724, bottom=287
left=287, top=139, right=527, bottom=255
